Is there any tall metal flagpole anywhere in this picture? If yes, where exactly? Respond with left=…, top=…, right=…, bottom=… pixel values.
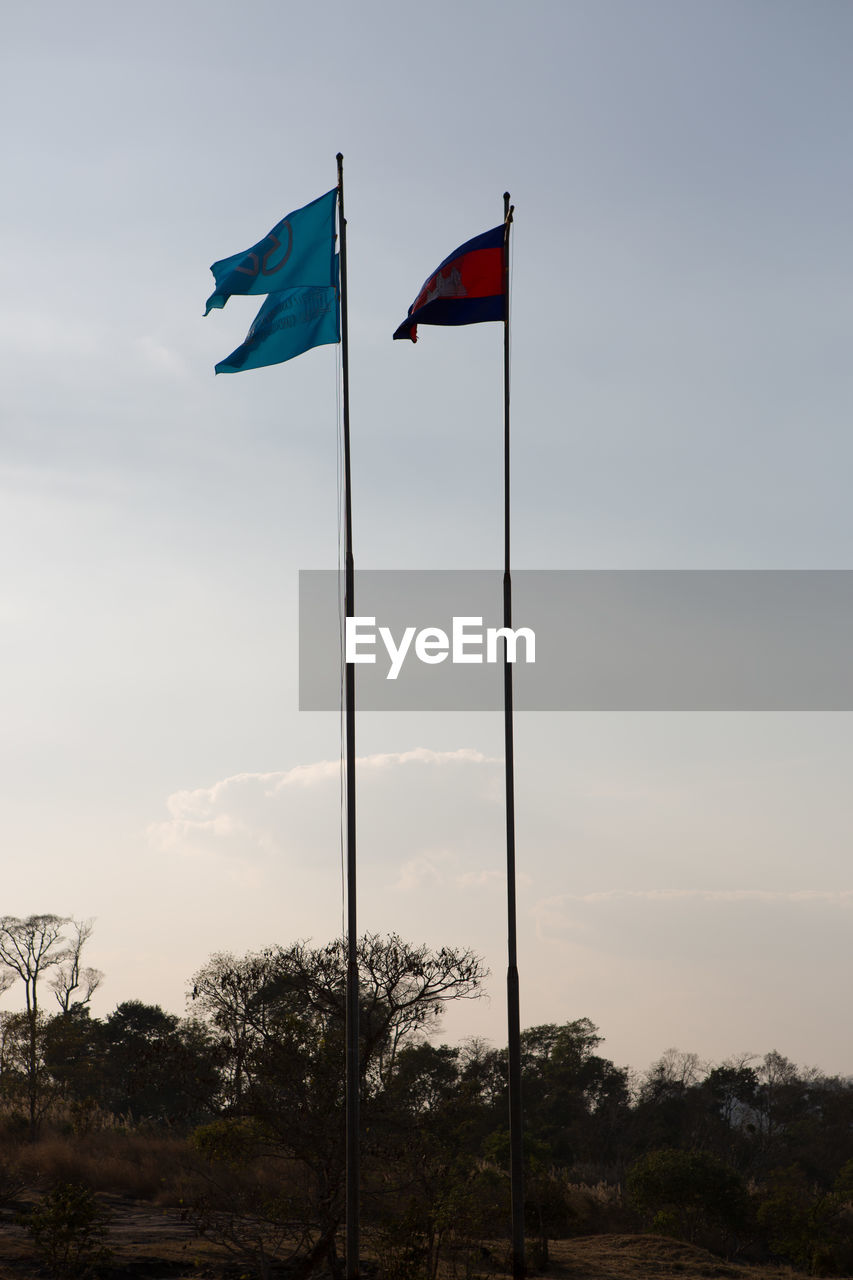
left=337, top=152, right=360, bottom=1280
left=502, top=191, right=525, bottom=1280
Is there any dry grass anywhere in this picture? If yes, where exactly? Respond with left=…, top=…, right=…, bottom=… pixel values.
left=1, top=1128, right=202, bottom=1205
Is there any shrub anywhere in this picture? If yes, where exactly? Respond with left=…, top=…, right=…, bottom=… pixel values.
left=18, top=1182, right=113, bottom=1278
left=757, top=1164, right=853, bottom=1275
left=627, top=1147, right=749, bottom=1244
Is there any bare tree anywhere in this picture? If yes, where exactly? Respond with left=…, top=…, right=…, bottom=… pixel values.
left=0, top=915, right=99, bottom=1135
left=640, top=1047, right=706, bottom=1102
left=49, top=919, right=103, bottom=1013
left=0, top=915, right=69, bottom=1017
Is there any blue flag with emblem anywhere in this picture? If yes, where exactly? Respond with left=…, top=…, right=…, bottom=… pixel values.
left=204, top=188, right=337, bottom=315
left=214, top=271, right=340, bottom=375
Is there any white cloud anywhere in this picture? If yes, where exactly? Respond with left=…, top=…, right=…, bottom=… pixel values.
left=149, top=748, right=503, bottom=870
left=142, top=748, right=510, bottom=1006
left=456, top=869, right=504, bottom=890
left=394, top=852, right=451, bottom=892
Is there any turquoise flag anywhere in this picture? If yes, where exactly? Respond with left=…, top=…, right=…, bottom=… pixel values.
left=214, top=278, right=340, bottom=374
left=204, top=188, right=337, bottom=315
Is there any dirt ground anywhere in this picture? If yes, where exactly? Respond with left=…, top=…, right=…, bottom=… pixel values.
left=0, top=1194, right=218, bottom=1278
left=0, top=1201, right=815, bottom=1280
left=541, top=1234, right=804, bottom=1279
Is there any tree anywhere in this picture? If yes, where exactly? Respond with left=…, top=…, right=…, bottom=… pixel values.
left=42, top=1006, right=104, bottom=1120
left=630, top=1048, right=710, bottom=1156
left=516, top=1020, right=631, bottom=1169
left=704, top=1061, right=760, bottom=1129
left=189, top=949, right=283, bottom=1109
left=190, top=933, right=486, bottom=1103
left=49, top=920, right=103, bottom=1014
left=698, top=1060, right=761, bottom=1170
left=374, top=1040, right=505, bottom=1278
left=189, top=934, right=487, bottom=1278
left=100, top=1001, right=222, bottom=1125
left=0, top=915, right=70, bottom=1020
left=257, top=933, right=485, bottom=1087
left=0, top=915, right=94, bottom=1135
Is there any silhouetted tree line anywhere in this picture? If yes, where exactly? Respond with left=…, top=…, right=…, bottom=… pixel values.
left=1, top=915, right=851, bottom=1277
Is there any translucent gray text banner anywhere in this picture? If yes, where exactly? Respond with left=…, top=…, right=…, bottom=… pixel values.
left=298, top=570, right=853, bottom=711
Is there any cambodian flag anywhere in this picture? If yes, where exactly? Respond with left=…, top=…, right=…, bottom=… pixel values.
left=393, top=224, right=505, bottom=342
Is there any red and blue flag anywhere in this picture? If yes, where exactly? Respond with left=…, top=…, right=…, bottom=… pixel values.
left=393, top=224, right=505, bottom=342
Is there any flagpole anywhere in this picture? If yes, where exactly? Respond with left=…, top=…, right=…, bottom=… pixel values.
left=337, top=151, right=360, bottom=1280
left=502, top=190, right=525, bottom=1280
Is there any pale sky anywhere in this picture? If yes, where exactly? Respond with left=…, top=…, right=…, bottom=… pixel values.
left=1, top=0, right=852, bottom=1077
